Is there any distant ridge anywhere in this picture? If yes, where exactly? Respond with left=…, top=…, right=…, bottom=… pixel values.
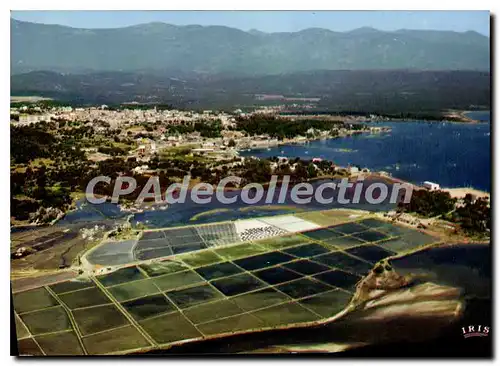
left=11, top=18, right=490, bottom=74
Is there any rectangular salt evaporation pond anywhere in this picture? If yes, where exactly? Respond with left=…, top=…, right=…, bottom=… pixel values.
left=357, top=218, right=387, bottom=228
left=141, top=230, right=166, bottom=240
left=301, top=228, right=345, bottom=241
left=82, top=325, right=151, bottom=355
left=135, top=246, right=174, bottom=261
left=152, top=270, right=205, bottom=292
left=299, top=289, right=353, bottom=318
left=252, top=266, right=302, bottom=285
left=134, top=238, right=171, bottom=251
left=183, top=298, right=245, bottom=324
left=346, top=244, right=396, bottom=263
left=330, top=222, right=369, bottom=235
left=211, top=273, right=266, bottom=296
left=164, top=227, right=205, bottom=245
left=96, top=266, right=146, bottom=287
left=283, top=259, right=330, bottom=276
left=313, top=270, right=361, bottom=291
left=257, top=215, right=320, bottom=233
left=276, top=277, right=332, bottom=299
left=107, top=278, right=161, bottom=302
left=351, top=229, right=390, bottom=243
left=214, top=243, right=268, bottom=260
left=195, top=223, right=240, bottom=247
left=139, top=312, right=202, bottom=344
left=13, top=287, right=59, bottom=314
left=49, top=279, right=96, bottom=294
left=230, top=287, right=289, bottom=312
left=235, top=220, right=286, bottom=242
left=59, top=287, right=112, bottom=309
left=283, top=243, right=330, bottom=258
left=251, top=302, right=319, bottom=327
left=171, top=242, right=207, bottom=255
left=87, top=240, right=136, bottom=266
left=139, top=260, right=188, bottom=277
left=322, top=235, right=366, bottom=249
left=20, top=306, right=72, bottom=335
left=35, top=331, right=84, bottom=355
left=256, top=234, right=311, bottom=250
left=377, top=228, right=438, bottom=253
left=72, top=304, right=131, bottom=336
left=166, top=284, right=223, bottom=309
left=121, top=293, right=176, bottom=321
left=195, top=261, right=243, bottom=281
left=313, top=251, right=373, bottom=276
left=233, top=251, right=296, bottom=271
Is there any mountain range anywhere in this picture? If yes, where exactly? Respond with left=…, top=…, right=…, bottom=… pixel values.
left=11, top=19, right=490, bottom=75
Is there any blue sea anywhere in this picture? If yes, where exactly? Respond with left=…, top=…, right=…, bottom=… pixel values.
left=240, top=119, right=491, bottom=192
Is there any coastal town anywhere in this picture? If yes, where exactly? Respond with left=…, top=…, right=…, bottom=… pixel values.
left=10, top=103, right=389, bottom=154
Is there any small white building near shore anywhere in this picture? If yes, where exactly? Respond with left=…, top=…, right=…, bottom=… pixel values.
left=423, top=181, right=440, bottom=191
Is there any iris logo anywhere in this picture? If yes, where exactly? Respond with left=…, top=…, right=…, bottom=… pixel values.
left=462, top=325, right=490, bottom=338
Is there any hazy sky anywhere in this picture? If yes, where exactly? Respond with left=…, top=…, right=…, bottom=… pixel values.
left=11, top=10, right=490, bottom=36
